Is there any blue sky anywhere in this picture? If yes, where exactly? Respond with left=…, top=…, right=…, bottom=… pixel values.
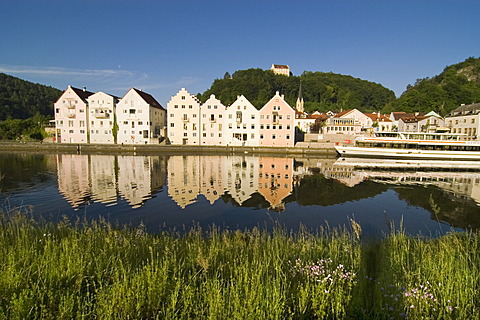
left=1, top=0, right=479, bottom=105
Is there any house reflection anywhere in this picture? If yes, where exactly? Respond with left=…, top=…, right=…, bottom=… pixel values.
left=56, top=154, right=480, bottom=215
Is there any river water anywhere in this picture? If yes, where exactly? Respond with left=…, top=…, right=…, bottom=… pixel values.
left=1, top=152, right=479, bottom=236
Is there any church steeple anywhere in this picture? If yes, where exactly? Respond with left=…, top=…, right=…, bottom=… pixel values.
left=296, top=81, right=304, bottom=113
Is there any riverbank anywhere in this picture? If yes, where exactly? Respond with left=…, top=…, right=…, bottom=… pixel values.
left=0, top=214, right=477, bottom=319
left=0, top=141, right=338, bottom=156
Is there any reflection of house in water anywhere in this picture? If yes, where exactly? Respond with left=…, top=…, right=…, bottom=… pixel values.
left=56, top=154, right=91, bottom=208
left=167, top=155, right=260, bottom=208
left=168, top=156, right=201, bottom=208
left=258, top=157, right=293, bottom=211
left=200, top=156, right=226, bottom=204
left=225, top=156, right=259, bottom=205
left=117, top=156, right=163, bottom=208
left=89, top=155, right=117, bottom=205
left=57, top=155, right=166, bottom=209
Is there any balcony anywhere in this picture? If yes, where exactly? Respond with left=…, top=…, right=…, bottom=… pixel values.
left=94, top=112, right=110, bottom=119
left=67, top=113, right=76, bottom=118
left=182, top=117, right=190, bottom=122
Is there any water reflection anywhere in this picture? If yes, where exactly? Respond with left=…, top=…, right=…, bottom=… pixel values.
left=2, top=153, right=480, bottom=233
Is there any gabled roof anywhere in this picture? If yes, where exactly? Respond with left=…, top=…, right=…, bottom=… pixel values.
left=333, top=109, right=355, bottom=118
left=272, top=64, right=289, bottom=69
left=69, top=85, right=94, bottom=102
left=448, top=102, right=480, bottom=117
left=132, top=88, right=165, bottom=110
left=365, top=113, right=392, bottom=122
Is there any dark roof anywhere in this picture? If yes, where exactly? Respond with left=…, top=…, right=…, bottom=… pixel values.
left=70, top=86, right=94, bottom=102
left=132, top=88, right=165, bottom=110
left=273, top=64, right=289, bottom=69
left=448, top=102, right=480, bottom=117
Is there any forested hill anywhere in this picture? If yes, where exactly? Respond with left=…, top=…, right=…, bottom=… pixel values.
left=0, top=73, right=61, bottom=120
left=385, top=57, right=480, bottom=116
left=198, top=68, right=396, bottom=113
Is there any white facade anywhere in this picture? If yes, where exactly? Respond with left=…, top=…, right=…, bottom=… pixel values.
left=54, top=86, right=93, bottom=143
left=445, top=103, right=480, bottom=140
left=116, top=88, right=166, bottom=144
left=200, top=95, right=227, bottom=145
left=224, top=95, right=260, bottom=146
left=87, top=92, right=117, bottom=144
left=167, top=88, right=201, bottom=145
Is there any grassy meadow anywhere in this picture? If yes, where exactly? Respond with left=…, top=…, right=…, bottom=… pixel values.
left=0, top=211, right=478, bottom=319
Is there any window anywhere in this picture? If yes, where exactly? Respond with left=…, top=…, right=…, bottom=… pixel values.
left=251, top=125, right=255, bottom=129
left=260, top=134, right=264, bottom=139
left=287, top=115, right=291, bottom=120
left=80, top=130, right=85, bottom=134
left=55, top=108, right=60, bottom=113
left=472, top=119, right=475, bottom=124
left=69, top=130, right=74, bottom=134
left=170, top=114, right=174, bottom=117
left=251, top=133, right=254, bottom=139
left=174, top=105, right=178, bottom=108
left=170, top=123, right=175, bottom=127
left=272, top=134, right=276, bottom=139
left=193, top=114, right=197, bottom=118
left=123, top=121, right=128, bottom=125
left=181, top=96, right=185, bottom=100
left=182, top=105, right=185, bottom=109
left=211, top=114, right=215, bottom=121
left=286, top=134, right=290, bottom=139
left=138, top=121, right=143, bottom=125
left=129, top=109, right=136, bottom=114
left=68, top=120, right=74, bottom=127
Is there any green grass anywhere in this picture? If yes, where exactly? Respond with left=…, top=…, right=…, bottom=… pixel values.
left=0, top=212, right=478, bottom=319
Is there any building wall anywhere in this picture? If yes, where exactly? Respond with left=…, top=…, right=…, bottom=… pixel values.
left=54, top=86, right=89, bottom=143
left=445, top=115, right=480, bottom=139
left=200, top=95, right=226, bottom=145
left=167, top=88, right=201, bottom=145
left=224, top=95, right=260, bottom=146
left=87, top=92, right=116, bottom=144
left=116, top=89, right=162, bottom=144
left=259, top=92, right=295, bottom=147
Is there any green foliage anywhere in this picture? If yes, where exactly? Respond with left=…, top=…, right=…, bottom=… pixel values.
left=388, top=57, right=480, bottom=116
left=0, top=73, right=61, bottom=120
left=0, top=113, right=50, bottom=141
left=198, top=68, right=396, bottom=113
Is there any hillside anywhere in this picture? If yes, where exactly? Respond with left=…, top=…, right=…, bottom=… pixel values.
left=0, top=73, right=61, bottom=120
left=385, top=57, right=480, bottom=115
left=198, top=68, right=396, bottom=113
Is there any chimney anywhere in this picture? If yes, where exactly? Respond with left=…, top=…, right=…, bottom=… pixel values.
left=83, top=87, right=86, bottom=92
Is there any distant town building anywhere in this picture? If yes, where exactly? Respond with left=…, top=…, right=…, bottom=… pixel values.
left=270, top=64, right=290, bottom=76
left=324, top=109, right=370, bottom=134
left=365, top=112, right=393, bottom=132
left=397, top=111, right=444, bottom=133
left=445, top=103, right=480, bottom=139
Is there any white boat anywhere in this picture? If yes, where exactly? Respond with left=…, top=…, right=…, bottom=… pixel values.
left=335, top=132, right=480, bottom=160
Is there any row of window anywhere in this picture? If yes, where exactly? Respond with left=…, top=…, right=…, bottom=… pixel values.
left=449, top=118, right=476, bottom=125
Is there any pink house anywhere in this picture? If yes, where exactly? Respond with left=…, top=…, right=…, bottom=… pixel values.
left=259, top=91, right=295, bottom=147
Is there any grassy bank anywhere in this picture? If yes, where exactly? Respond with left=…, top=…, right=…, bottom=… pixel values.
left=0, top=213, right=478, bottom=319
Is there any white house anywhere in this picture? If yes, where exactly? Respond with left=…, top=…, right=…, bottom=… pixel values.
left=54, top=86, right=94, bottom=143
left=224, top=95, right=260, bottom=146
left=167, top=88, right=201, bottom=145
left=200, top=94, right=227, bottom=145
left=116, top=88, right=166, bottom=144
left=323, top=109, right=370, bottom=134
left=87, top=92, right=118, bottom=144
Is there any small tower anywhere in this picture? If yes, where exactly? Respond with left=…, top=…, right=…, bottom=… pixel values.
left=296, top=81, right=304, bottom=113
